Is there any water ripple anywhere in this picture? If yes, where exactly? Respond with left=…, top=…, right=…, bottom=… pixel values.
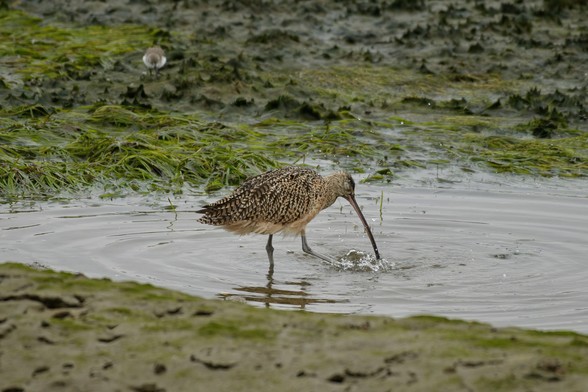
left=2, top=180, right=588, bottom=332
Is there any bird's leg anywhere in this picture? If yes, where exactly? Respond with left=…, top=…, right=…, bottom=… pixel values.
left=265, top=262, right=274, bottom=309
left=266, top=234, right=275, bottom=265
left=301, top=231, right=336, bottom=264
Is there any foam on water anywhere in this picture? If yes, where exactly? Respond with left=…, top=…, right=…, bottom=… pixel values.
left=336, top=250, right=395, bottom=272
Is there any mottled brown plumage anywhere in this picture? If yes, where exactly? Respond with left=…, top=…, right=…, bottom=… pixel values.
left=197, top=166, right=381, bottom=263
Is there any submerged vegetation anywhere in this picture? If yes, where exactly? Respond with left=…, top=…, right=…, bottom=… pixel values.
left=1, top=1, right=588, bottom=200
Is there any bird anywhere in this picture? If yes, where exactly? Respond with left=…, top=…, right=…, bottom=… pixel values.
left=142, top=46, right=167, bottom=77
left=197, top=166, right=381, bottom=264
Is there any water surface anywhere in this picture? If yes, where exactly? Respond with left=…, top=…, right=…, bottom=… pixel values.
left=2, top=176, right=587, bottom=333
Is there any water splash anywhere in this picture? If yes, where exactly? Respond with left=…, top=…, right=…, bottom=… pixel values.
left=335, top=249, right=395, bottom=272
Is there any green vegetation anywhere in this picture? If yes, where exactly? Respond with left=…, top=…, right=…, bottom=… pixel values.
left=0, top=10, right=154, bottom=81
left=0, top=104, right=395, bottom=199
left=1, top=6, right=587, bottom=202
left=3, top=262, right=588, bottom=391
left=2, top=101, right=588, bottom=199
left=199, top=320, right=275, bottom=340
left=402, top=116, right=588, bottom=178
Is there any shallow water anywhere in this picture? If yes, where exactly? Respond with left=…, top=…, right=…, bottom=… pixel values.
left=2, top=175, right=588, bottom=333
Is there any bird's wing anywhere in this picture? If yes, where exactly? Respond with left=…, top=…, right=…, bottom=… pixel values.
left=198, top=167, right=319, bottom=225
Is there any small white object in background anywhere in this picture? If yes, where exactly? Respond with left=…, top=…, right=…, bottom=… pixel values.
left=143, top=46, right=167, bottom=77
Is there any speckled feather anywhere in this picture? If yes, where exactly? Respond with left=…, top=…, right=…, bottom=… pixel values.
left=197, top=166, right=353, bottom=236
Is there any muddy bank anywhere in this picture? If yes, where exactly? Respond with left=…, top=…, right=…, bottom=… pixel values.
left=2, top=262, right=588, bottom=392
left=8, top=0, right=588, bottom=122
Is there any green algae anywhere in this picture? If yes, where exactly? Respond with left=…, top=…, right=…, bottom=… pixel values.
left=2, top=262, right=588, bottom=391
left=397, top=112, right=588, bottom=178
left=199, top=320, right=275, bottom=340
left=0, top=104, right=402, bottom=199
left=1, top=5, right=588, bottom=201
left=459, top=134, right=588, bottom=177
left=3, top=101, right=588, bottom=200
left=50, top=317, right=95, bottom=332
left=0, top=105, right=280, bottom=198
left=0, top=10, right=155, bottom=81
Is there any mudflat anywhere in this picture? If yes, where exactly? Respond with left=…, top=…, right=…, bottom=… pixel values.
left=2, top=262, right=588, bottom=392
left=2, top=1, right=588, bottom=390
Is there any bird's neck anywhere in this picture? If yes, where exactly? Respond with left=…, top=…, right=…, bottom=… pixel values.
left=319, top=174, right=343, bottom=210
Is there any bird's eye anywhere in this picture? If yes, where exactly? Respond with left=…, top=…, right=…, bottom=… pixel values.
left=348, top=177, right=355, bottom=190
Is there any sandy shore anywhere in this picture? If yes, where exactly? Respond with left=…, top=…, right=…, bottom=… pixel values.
left=2, top=263, right=588, bottom=392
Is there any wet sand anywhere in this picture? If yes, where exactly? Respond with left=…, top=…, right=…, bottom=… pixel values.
left=2, top=263, right=588, bottom=392
left=10, top=0, right=588, bottom=124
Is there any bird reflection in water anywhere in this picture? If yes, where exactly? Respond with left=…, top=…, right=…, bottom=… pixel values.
left=218, top=262, right=346, bottom=309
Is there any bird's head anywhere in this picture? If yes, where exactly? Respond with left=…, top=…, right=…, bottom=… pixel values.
left=325, top=171, right=381, bottom=260
left=328, top=171, right=355, bottom=198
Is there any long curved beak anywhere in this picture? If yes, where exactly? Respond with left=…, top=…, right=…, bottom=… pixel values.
left=345, top=194, right=381, bottom=260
